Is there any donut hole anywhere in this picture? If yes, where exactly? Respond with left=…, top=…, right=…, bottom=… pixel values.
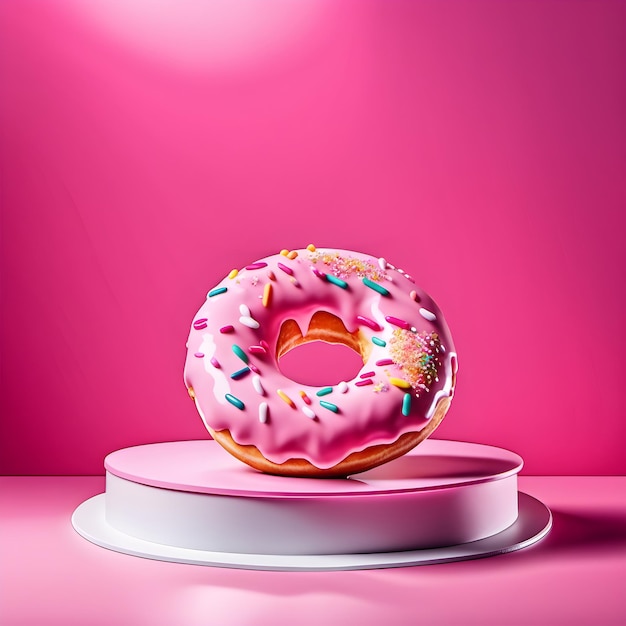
left=276, top=311, right=368, bottom=387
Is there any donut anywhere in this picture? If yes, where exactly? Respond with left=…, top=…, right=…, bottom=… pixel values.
left=184, top=246, right=458, bottom=477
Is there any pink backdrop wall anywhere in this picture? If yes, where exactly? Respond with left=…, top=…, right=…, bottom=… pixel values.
left=1, top=0, right=624, bottom=475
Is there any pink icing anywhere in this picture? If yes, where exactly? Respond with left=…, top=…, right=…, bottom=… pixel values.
left=184, top=248, right=457, bottom=470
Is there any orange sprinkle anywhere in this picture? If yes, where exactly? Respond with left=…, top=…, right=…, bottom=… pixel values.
left=299, top=390, right=312, bottom=405
left=262, top=283, right=272, bottom=307
left=287, top=250, right=298, bottom=260
left=307, top=243, right=316, bottom=252
left=277, top=389, right=295, bottom=408
left=187, top=387, right=196, bottom=400
left=228, top=269, right=238, bottom=279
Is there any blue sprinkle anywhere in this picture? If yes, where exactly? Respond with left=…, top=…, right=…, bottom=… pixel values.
left=316, top=387, right=333, bottom=397
left=225, top=394, right=245, bottom=410
left=230, top=367, right=250, bottom=380
left=325, top=274, right=348, bottom=289
left=402, top=393, right=412, bottom=416
left=372, top=337, right=387, bottom=347
left=362, top=277, right=389, bottom=296
left=208, top=287, right=227, bottom=297
left=319, top=400, right=339, bottom=413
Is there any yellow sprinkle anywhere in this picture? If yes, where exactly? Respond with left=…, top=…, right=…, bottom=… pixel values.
left=389, top=377, right=412, bottom=389
left=287, top=250, right=298, bottom=260
left=228, top=268, right=239, bottom=279
left=280, top=249, right=289, bottom=256
left=262, top=283, right=272, bottom=307
left=307, top=243, right=316, bottom=252
left=277, top=389, right=295, bottom=408
left=187, top=387, right=196, bottom=400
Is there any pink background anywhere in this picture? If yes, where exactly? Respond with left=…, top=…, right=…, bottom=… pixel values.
left=1, top=0, right=624, bottom=475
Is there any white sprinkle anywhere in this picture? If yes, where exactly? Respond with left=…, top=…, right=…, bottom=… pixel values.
left=302, top=405, right=316, bottom=419
left=378, top=257, right=387, bottom=270
left=239, top=304, right=251, bottom=317
left=240, top=316, right=260, bottom=329
left=338, top=381, right=348, bottom=394
left=387, top=262, right=396, bottom=270
left=396, top=268, right=404, bottom=274
left=440, top=344, right=446, bottom=352
left=252, top=375, right=264, bottom=395
left=410, top=326, right=417, bottom=333
left=259, top=402, right=268, bottom=423
left=419, top=308, right=437, bottom=322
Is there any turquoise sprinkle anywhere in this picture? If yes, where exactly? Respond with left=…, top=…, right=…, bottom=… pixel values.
left=362, top=277, right=389, bottom=296
left=319, top=400, right=339, bottom=413
left=325, top=274, right=348, bottom=289
left=316, top=387, right=333, bottom=397
left=208, top=287, right=227, bottom=297
left=225, top=393, right=245, bottom=410
left=402, top=393, right=412, bottom=416
left=230, top=367, right=250, bottom=380
left=232, top=344, right=249, bottom=363
left=372, top=337, right=387, bottom=347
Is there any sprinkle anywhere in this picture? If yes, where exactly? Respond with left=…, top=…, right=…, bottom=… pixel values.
left=194, top=352, right=204, bottom=358
left=277, top=389, right=295, bottom=408
left=319, top=400, right=339, bottom=413
left=220, top=325, right=234, bottom=334
left=299, top=390, right=312, bottom=405
left=225, top=394, right=245, bottom=410
left=260, top=339, right=270, bottom=351
left=252, top=375, right=264, bottom=396
left=239, top=304, right=251, bottom=317
left=378, top=257, right=387, bottom=270
left=249, top=345, right=267, bottom=356
left=307, top=244, right=316, bottom=252
left=230, top=367, right=250, bottom=380
left=232, top=344, right=249, bottom=363
left=208, top=287, right=227, bottom=298
left=410, top=290, right=420, bottom=302
left=210, top=357, right=220, bottom=368
left=338, top=381, right=348, bottom=393
left=311, top=267, right=326, bottom=279
left=187, top=387, right=195, bottom=399
left=356, top=315, right=383, bottom=331
left=259, top=402, right=268, bottom=423
left=240, top=316, right=260, bottom=329
left=228, top=269, right=239, bottom=280
left=287, top=250, right=298, bottom=260
left=277, top=262, right=293, bottom=275
left=267, top=270, right=276, bottom=281
left=360, top=371, right=375, bottom=378
left=302, top=405, right=316, bottom=419
left=248, top=362, right=260, bottom=374
left=385, top=315, right=411, bottom=330
left=376, top=358, right=394, bottom=366
left=419, top=308, right=437, bottom=321
left=280, top=249, right=289, bottom=256
left=246, top=262, right=267, bottom=270
left=262, top=283, right=273, bottom=307
left=316, top=387, right=333, bottom=396
left=193, top=318, right=208, bottom=330
left=410, top=327, right=418, bottom=333
left=372, top=337, right=387, bottom=347
left=326, top=274, right=348, bottom=289
left=390, top=377, right=412, bottom=389
left=290, top=277, right=300, bottom=288
left=355, top=379, right=373, bottom=387
left=402, top=393, right=412, bottom=416
left=362, top=277, right=390, bottom=296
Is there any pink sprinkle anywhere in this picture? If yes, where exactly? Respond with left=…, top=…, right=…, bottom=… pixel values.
left=267, top=270, right=276, bottom=281
left=311, top=267, right=325, bottom=279
left=249, top=345, right=267, bottom=355
left=360, top=371, right=375, bottom=378
left=410, top=290, right=420, bottom=302
left=355, top=379, right=374, bottom=387
left=194, top=352, right=204, bottom=358
left=277, top=262, right=293, bottom=275
left=249, top=362, right=260, bottom=374
left=385, top=315, right=411, bottom=330
left=210, top=357, right=220, bottom=368
left=356, top=315, right=382, bottom=331
left=376, top=359, right=394, bottom=366
left=260, top=339, right=270, bottom=351
left=193, top=318, right=208, bottom=330
left=246, top=262, right=268, bottom=270
left=219, top=325, right=234, bottom=334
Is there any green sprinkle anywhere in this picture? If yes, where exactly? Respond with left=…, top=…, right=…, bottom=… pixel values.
left=326, top=274, right=348, bottom=289
left=232, top=344, right=249, bottom=363
left=372, top=336, right=387, bottom=347
left=225, top=393, right=245, bottom=410
left=362, top=277, right=389, bottom=296
left=230, top=367, right=250, bottom=379
left=402, top=393, right=412, bottom=416
left=208, top=287, right=227, bottom=297
left=316, top=387, right=333, bottom=397
left=319, top=400, right=339, bottom=413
